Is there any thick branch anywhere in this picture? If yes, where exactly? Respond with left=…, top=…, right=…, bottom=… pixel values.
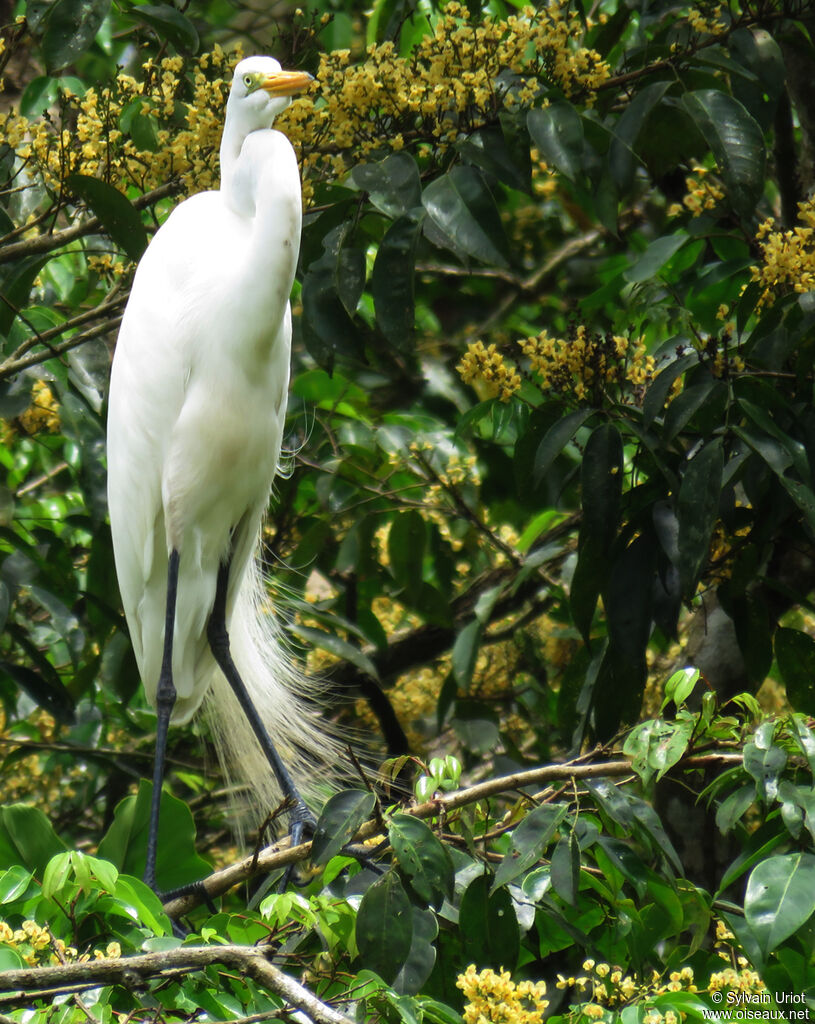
left=0, top=945, right=354, bottom=1024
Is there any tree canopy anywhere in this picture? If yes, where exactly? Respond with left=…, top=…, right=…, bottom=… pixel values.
left=1, top=0, right=815, bottom=1020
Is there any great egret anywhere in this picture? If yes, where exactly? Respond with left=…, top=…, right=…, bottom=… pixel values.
left=107, top=55, right=336, bottom=891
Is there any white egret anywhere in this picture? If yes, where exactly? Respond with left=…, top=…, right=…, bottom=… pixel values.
left=107, top=55, right=336, bottom=891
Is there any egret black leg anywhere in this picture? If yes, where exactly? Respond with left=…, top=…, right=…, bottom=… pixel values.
left=206, top=559, right=315, bottom=849
left=144, top=548, right=180, bottom=892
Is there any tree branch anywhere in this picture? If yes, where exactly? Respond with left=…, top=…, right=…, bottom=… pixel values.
left=162, top=750, right=742, bottom=918
left=0, top=181, right=182, bottom=267
left=0, top=945, right=354, bottom=1024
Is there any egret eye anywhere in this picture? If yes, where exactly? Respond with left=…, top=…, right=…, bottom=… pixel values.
left=243, top=74, right=254, bottom=88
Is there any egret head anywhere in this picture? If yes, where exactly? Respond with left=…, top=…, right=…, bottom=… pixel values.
left=227, top=56, right=314, bottom=130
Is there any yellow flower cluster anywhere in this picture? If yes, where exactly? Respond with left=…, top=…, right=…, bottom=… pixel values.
left=520, top=326, right=655, bottom=402
left=282, top=1, right=608, bottom=192
left=556, top=926, right=766, bottom=1020
left=1, top=4, right=608, bottom=260
left=686, top=4, right=728, bottom=35
left=0, top=710, right=90, bottom=807
left=458, top=340, right=522, bottom=402
left=17, top=380, right=61, bottom=435
left=0, top=919, right=121, bottom=966
left=750, top=198, right=815, bottom=308
left=667, top=163, right=725, bottom=218
left=0, top=47, right=233, bottom=214
left=457, top=329, right=663, bottom=406
left=457, top=964, right=549, bottom=1024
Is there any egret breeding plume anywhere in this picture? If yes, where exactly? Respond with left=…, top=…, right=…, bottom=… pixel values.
left=107, top=56, right=336, bottom=890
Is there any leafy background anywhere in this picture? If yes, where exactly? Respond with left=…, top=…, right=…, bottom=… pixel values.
left=1, top=0, right=815, bottom=1020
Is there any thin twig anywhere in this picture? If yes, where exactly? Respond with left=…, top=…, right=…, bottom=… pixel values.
left=0, top=181, right=181, bottom=267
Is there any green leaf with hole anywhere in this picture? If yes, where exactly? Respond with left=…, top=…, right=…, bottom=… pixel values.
left=312, top=789, right=376, bottom=866
left=460, top=874, right=520, bottom=970
left=41, top=0, right=110, bottom=72
left=389, top=814, right=454, bottom=907
left=492, top=803, right=569, bottom=891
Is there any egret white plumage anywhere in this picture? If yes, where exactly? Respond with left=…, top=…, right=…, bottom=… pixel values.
left=107, top=56, right=336, bottom=890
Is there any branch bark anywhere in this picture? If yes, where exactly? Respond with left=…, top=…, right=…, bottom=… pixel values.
left=163, top=750, right=742, bottom=918
left=0, top=181, right=181, bottom=267
left=0, top=945, right=354, bottom=1024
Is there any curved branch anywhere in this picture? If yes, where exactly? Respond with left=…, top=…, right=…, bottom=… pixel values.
left=0, top=945, right=354, bottom=1024
left=163, top=750, right=742, bottom=918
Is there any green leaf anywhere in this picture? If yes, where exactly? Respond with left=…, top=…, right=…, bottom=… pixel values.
left=625, top=233, right=689, bottom=284
left=422, top=166, right=510, bottom=267
left=388, top=510, right=426, bottom=604
left=291, top=625, right=379, bottom=680
left=389, top=814, right=454, bottom=907
left=0, top=805, right=66, bottom=876
left=459, top=874, right=520, bottom=970
left=663, top=377, right=722, bottom=443
left=457, top=122, right=531, bottom=193
left=0, top=865, right=34, bottom=904
left=608, top=81, right=672, bottom=191
left=745, top=852, right=815, bottom=955
left=127, top=4, right=199, bottom=52
left=550, top=832, right=580, bottom=906
left=96, top=780, right=210, bottom=892
left=301, top=226, right=364, bottom=367
left=356, top=870, right=413, bottom=984
left=67, top=174, right=148, bottom=261
left=41, top=0, right=110, bottom=72
left=492, top=803, right=569, bottom=891
left=373, top=215, right=423, bottom=349
left=743, top=739, right=787, bottom=803
left=393, top=907, right=438, bottom=996
left=311, top=789, right=376, bottom=866
left=715, top=784, right=756, bottom=833
left=0, top=947, right=26, bottom=970
left=452, top=619, right=482, bottom=688
left=350, top=152, right=422, bottom=219
left=681, top=90, right=766, bottom=218
left=677, top=439, right=724, bottom=598
left=775, top=628, right=815, bottom=711
left=533, top=407, right=595, bottom=484
left=643, top=352, right=697, bottom=427
left=662, top=667, right=701, bottom=709
left=527, top=102, right=584, bottom=182
left=581, top=422, right=623, bottom=551
left=0, top=256, right=51, bottom=336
